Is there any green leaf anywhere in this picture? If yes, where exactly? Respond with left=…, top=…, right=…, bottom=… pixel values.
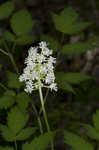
left=15, top=34, right=37, bottom=45
left=16, top=92, right=30, bottom=112
left=64, top=131, right=94, bottom=150
left=60, top=7, right=79, bottom=23
left=0, top=124, right=15, bottom=142
left=7, top=72, right=22, bottom=89
left=59, top=72, right=91, bottom=84
left=56, top=72, right=75, bottom=93
left=4, top=30, right=15, bottom=42
left=40, top=35, right=59, bottom=51
left=0, top=1, right=14, bottom=19
left=16, top=35, right=36, bottom=45
left=62, top=42, right=96, bottom=55
left=22, top=132, right=54, bottom=150
left=52, top=7, right=91, bottom=34
left=93, top=110, right=99, bottom=132
left=66, top=22, right=91, bottom=35
left=16, top=127, right=37, bottom=141
left=0, top=146, right=14, bottom=150
left=83, top=124, right=99, bottom=140
left=0, top=90, right=15, bottom=109
left=7, top=106, right=29, bottom=135
left=10, top=9, right=35, bottom=35
left=52, top=7, right=78, bottom=33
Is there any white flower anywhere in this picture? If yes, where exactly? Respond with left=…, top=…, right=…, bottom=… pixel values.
left=49, top=83, right=57, bottom=91
left=19, top=41, right=57, bottom=93
left=45, top=72, right=55, bottom=84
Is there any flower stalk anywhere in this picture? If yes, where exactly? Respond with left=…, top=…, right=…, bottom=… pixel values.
left=38, top=82, right=54, bottom=150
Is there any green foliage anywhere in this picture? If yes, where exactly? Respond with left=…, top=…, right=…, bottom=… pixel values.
left=84, top=124, right=99, bottom=140
left=0, top=125, right=36, bottom=142
left=4, top=30, right=15, bottom=42
left=52, top=7, right=91, bottom=34
left=10, top=9, right=35, bottom=36
left=4, top=31, right=36, bottom=45
left=0, top=146, right=14, bottom=150
left=22, top=132, right=54, bottom=150
left=64, top=131, right=94, bottom=150
left=0, top=90, right=15, bottom=109
left=7, top=72, right=22, bottom=89
left=62, top=42, right=96, bottom=55
left=56, top=72, right=91, bottom=93
left=60, top=72, right=91, bottom=83
left=7, top=106, right=29, bottom=135
left=40, top=35, right=59, bottom=51
left=16, top=92, right=30, bottom=112
left=93, top=110, right=99, bottom=132
left=0, top=106, right=36, bottom=142
left=0, top=124, right=16, bottom=141
left=0, top=1, right=14, bottom=19
left=83, top=110, right=99, bottom=140
left=16, top=127, right=37, bottom=141
left=15, top=34, right=37, bottom=45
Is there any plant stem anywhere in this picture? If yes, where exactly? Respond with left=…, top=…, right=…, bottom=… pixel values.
left=0, top=48, right=9, bottom=56
left=1, top=39, right=19, bottom=74
left=39, top=88, right=49, bottom=115
left=38, top=85, right=54, bottom=150
left=9, top=53, right=19, bottom=74
left=38, top=117, right=43, bottom=134
left=0, top=82, right=8, bottom=91
left=15, top=140, right=17, bottom=150
left=32, top=102, right=43, bottom=134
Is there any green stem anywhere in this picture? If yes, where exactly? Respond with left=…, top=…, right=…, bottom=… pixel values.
left=9, top=53, right=19, bottom=74
left=39, top=88, right=49, bottom=115
left=37, top=117, right=43, bottom=134
left=1, top=39, right=19, bottom=74
left=0, top=82, right=8, bottom=91
left=0, top=48, right=9, bottom=56
left=38, top=85, right=54, bottom=150
left=15, top=140, right=17, bottom=150
left=32, top=103, right=43, bottom=134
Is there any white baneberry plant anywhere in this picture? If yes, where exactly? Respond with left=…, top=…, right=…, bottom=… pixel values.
left=19, top=41, right=57, bottom=150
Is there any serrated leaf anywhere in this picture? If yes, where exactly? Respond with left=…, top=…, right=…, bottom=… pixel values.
left=10, top=9, right=35, bottom=35
left=52, top=7, right=78, bottom=33
left=52, top=7, right=91, bottom=34
left=0, top=1, right=14, bottom=19
left=4, top=30, right=15, bottom=42
left=16, top=127, right=37, bottom=141
left=59, top=72, right=91, bottom=84
left=83, top=124, right=99, bottom=140
left=56, top=72, right=75, bottom=93
left=0, top=90, right=15, bottom=109
left=22, top=132, right=54, bottom=150
left=64, top=131, right=94, bottom=150
left=7, top=72, right=22, bottom=89
left=93, top=110, right=99, bottom=132
left=0, top=124, right=15, bottom=142
left=16, top=92, right=30, bottom=112
left=62, top=42, right=96, bottom=55
left=7, top=106, right=29, bottom=135
left=0, top=146, right=14, bottom=150
left=40, top=35, right=59, bottom=51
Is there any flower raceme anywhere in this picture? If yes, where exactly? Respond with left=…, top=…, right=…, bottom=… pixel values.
left=19, top=41, right=57, bottom=93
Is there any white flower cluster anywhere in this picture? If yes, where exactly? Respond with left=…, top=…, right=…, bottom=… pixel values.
left=19, top=41, right=57, bottom=93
